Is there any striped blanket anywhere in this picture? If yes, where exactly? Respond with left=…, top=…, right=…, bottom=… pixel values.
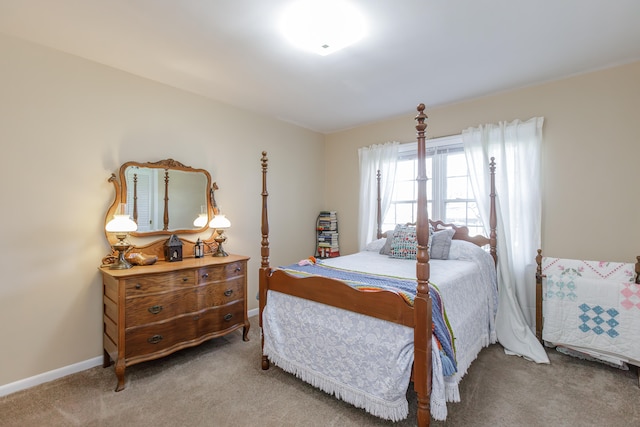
left=281, top=262, right=457, bottom=376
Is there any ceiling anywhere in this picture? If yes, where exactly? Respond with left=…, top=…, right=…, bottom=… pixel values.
left=1, top=0, right=640, bottom=134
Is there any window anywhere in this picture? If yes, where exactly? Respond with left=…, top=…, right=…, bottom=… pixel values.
left=381, top=135, right=483, bottom=236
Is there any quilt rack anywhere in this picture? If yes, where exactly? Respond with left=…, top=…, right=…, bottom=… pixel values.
left=535, top=250, right=640, bottom=386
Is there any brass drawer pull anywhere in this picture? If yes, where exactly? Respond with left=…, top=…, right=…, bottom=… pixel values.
left=148, top=305, right=163, bottom=315
left=223, top=313, right=233, bottom=322
left=224, top=289, right=233, bottom=297
left=147, top=335, right=163, bottom=344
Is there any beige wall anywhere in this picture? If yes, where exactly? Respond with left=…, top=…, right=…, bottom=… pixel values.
left=326, top=61, right=640, bottom=265
left=0, top=33, right=325, bottom=387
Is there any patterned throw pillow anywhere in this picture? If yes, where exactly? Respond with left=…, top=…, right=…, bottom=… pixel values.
left=389, top=224, right=418, bottom=259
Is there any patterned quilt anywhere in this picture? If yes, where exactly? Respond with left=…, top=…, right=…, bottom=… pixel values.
left=541, top=257, right=640, bottom=364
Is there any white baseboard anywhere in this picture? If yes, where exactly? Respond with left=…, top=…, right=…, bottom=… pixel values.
left=1, top=309, right=260, bottom=398
left=0, top=356, right=103, bottom=398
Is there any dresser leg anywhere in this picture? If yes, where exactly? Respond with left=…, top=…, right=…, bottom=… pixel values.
left=114, top=361, right=126, bottom=392
left=242, top=322, right=250, bottom=341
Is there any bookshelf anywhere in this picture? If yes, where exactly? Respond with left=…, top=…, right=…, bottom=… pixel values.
left=316, top=211, right=339, bottom=258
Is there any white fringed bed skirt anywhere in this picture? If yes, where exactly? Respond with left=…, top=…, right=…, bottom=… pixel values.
left=263, top=291, right=414, bottom=422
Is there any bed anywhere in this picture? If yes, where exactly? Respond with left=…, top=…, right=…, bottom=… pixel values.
left=258, top=104, right=498, bottom=426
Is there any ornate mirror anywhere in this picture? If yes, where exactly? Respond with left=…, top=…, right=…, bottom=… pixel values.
left=104, top=159, right=218, bottom=261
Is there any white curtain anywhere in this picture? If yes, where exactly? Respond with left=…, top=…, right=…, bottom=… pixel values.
left=357, top=142, right=399, bottom=250
left=463, top=118, right=549, bottom=364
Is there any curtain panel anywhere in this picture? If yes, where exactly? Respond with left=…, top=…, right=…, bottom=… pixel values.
left=357, top=142, right=399, bottom=250
left=463, top=118, right=549, bottom=364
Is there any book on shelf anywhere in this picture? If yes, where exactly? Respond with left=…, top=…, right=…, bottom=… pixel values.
left=317, top=220, right=337, bottom=229
left=317, top=247, right=340, bottom=258
left=317, top=233, right=338, bottom=240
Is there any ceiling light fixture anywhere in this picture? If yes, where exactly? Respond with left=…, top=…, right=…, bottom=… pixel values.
left=280, top=0, right=366, bottom=56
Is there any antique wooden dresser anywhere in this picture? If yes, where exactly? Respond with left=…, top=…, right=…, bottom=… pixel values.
left=100, top=254, right=250, bottom=391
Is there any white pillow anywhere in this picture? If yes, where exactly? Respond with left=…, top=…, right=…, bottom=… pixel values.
left=429, top=228, right=455, bottom=260
left=448, top=239, right=490, bottom=261
left=364, top=238, right=386, bottom=252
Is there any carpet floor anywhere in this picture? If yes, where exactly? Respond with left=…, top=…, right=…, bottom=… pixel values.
left=2, top=316, right=639, bottom=426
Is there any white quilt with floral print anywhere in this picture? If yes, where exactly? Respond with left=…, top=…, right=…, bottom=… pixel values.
left=542, top=257, right=640, bottom=365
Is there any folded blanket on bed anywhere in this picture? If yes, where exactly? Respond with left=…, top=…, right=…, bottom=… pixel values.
left=281, top=262, right=457, bottom=375
left=542, top=257, right=640, bottom=364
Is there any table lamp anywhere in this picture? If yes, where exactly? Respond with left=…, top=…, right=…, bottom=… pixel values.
left=106, top=204, right=138, bottom=269
left=209, top=214, right=231, bottom=257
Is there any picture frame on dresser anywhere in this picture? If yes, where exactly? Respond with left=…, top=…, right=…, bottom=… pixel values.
left=100, top=159, right=250, bottom=391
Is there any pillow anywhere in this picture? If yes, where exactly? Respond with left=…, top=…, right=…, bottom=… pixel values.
left=365, top=238, right=386, bottom=252
left=389, top=224, right=417, bottom=259
left=379, top=230, right=394, bottom=255
left=429, top=228, right=455, bottom=260
left=448, top=239, right=487, bottom=261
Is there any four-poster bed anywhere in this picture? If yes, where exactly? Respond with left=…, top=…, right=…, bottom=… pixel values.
left=258, top=104, right=498, bottom=426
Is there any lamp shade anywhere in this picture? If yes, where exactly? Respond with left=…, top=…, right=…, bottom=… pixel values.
left=106, top=214, right=138, bottom=233
left=193, top=213, right=208, bottom=228
left=209, top=214, right=231, bottom=229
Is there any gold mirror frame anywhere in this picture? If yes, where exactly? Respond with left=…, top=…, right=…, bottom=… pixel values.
left=104, top=159, right=218, bottom=261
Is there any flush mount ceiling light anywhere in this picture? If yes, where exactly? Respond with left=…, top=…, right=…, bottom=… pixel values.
left=280, top=0, right=366, bottom=56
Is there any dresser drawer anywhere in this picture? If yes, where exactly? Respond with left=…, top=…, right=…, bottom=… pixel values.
left=125, top=271, right=195, bottom=296
left=125, top=316, right=198, bottom=358
left=197, top=261, right=245, bottom=284
left=125, top=289, right=198, bottom=326
left=197, top=277, right=245, bottom=308
left=198, top=300, right=245, bottom=336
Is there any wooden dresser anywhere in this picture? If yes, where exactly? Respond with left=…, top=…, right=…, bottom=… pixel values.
left=99, top=254, right=250, bottom=391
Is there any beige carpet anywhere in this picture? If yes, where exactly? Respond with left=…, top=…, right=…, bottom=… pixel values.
left=2, top=316, right=639, bottom=427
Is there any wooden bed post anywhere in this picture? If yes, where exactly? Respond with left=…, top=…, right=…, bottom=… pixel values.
left=414, top=103, right=432, bottom=427
left=489, top=157, right=497, bottom=266
left=259, top=151, right=271, bottom=370
left=535, top=249, right=543, bottom=342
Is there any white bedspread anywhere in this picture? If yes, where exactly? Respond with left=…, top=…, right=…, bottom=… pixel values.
left=262, top=240, right=498, bottom=421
